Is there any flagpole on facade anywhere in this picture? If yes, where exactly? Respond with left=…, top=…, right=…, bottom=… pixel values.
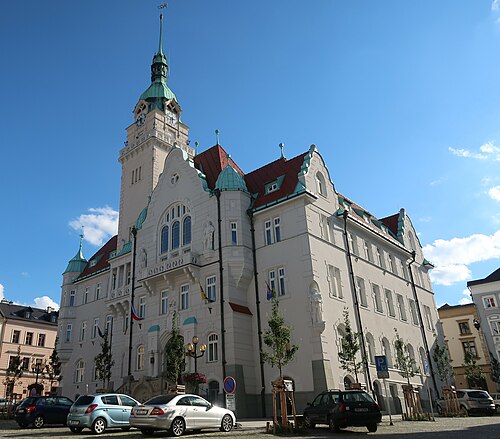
left=127, top=226, right=138, bottom=386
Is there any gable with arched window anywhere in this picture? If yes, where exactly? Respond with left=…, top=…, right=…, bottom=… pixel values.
left=159, top=203, right=191, bottom=255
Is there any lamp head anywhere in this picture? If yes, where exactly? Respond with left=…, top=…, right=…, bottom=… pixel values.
left=186, top=343, right=194, bottom=352
left=200, top=344, right=207, bottom=353
left=192, top=336, right=199, bottom=345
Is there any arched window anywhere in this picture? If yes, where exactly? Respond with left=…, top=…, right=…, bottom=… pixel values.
left=419, top=347, right=427, bottom=375
left=183, top=216, right=192, bottom=245
left=382, top=337, right=392, bottom=367
left=171, top=221, right=180, bottom=249
left=76, top=360, right=85, bottom=383
left=344, top=376, right=353, bottom=390
left=208, top=333, right=218, bottom=362
left=137, top=345, right=145, bottom=371
left=366, top=333, right=375, bottom=364
left=161, top=226, right=169, bottom=253
left=407, top=343, right=417, bottom=372
left=208, top=380, right=220, bottom=403
left=316, top=172, right=326, bottom=197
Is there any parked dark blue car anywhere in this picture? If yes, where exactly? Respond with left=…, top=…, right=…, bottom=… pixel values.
left=15, top=396, right=73, bottom=428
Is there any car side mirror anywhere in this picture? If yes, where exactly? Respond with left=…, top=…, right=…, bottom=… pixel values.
left=206, top=403, right=212, bottom=411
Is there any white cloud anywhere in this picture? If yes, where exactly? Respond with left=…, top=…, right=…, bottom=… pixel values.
left=480, top=142, right=500, bottom=154
left=458, top=289, right=472, bottom=305
left=493, top=0, right=500, bottom=11
left=449, top=142, right=500, bottom=161
left=489, top=186, right=500, bottom=201
left=32, top=296, right=59, bottom=311
left=69, top=206, right=119, bottom=246
left=448, top=147, right=487, bottom=160
left=423, top=231, right=500, bottom=285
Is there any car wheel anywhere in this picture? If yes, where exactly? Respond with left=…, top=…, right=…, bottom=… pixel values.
left=328, top=416, right=340, bottom=432
left=303, top=414, right=315, bottom=429
left=367, top=423, right=377, bottom=432
left=170, top=417, right=185, bottom=437
left=459, top=406, right=469, bottom=416
left=70, top=427, right=83, bottom=433
left=33, top=415, right=45, bottom=428
left=220, top=414, right=233, bottom=432
left=91, top=417, right=107, bottom=435
left=140, top=428, right=155, bottom=436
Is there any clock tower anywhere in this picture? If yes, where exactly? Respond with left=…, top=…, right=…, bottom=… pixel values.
left=117, top=13, right=193, bottom=247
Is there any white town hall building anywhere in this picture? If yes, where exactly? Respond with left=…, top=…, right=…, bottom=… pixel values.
left=57, top=15, right=441, bottom=418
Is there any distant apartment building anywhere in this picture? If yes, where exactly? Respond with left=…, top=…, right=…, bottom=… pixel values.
left=0, top=301, right=59, bottom=399
left=438, top=303, right=496, bottom=392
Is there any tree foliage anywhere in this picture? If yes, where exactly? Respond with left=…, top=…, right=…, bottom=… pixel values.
left=394, top=330, right=419, bottom=384
left=164, top=311, right=185, bottom=385
left=4, top=346, right=23, bottom=398
left=432, top=343, right=454, bottom=385
left=261, top=295, right=299, bottom=378
left=338, top=308, right=364, bottom=382
left=45, top=338, right=62, bottom=392
left=94, top=332, right=114, bottom=389
left=462, top=349, right=485, bottom=388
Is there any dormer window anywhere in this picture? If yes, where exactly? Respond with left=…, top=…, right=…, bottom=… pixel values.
left=89, top=259, right=97, bottom=267
left=265, top=175, right=285, bottom=195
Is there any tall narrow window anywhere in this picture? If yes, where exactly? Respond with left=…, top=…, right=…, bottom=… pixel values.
left=385, top=289, right=396, bottom=317
left=25, top=332, right=33, bottom=345
left=208, top=333, right=219, bottom=362
left=265, top=220, right=273, bottom=245
left=423, top=305, right=434, bottom=330
left=182, top=216, right=192, bottom=245
left=171, top=221, right=180, bottom=249
left=161, top=290, right=169, bottom=315
left=366, top=333, right=375, bottom=364
left=69, top=290, right=76, bottom=307
left=161, top=226, right=169, bottom=253
left=328, top=265, right=343, bottom=299
left=76, top=360, right=85, bottom=383
left=137, top=345, right=145, bottom=370
left=105, top=315, right=113, bottom=334
left=95, top=283, right=101, bottom=300
left=396, top=293, right=407, bottom=321
left=320, top=215, right=329, bottom=241
left=123, top=312, right=129, bottom=333
left=37, top=334, right=46, bottom=347
left=269, top=270, right=276, bottom=294
left=92, top=318, right=99, bottom=339
left=12, top=330, right=20, bottom=344
left=65, top=324, right=73, bottom=343
left=382, top=337, right=392, bottom=367
left=364, top=240, right=373, bottom=262
left=139, top=296, right=146, bottom=318
left=372, top=284, right=383, bottom=313
left=207, top=276, right=217, bottom=302
left=274, top=217, right=281, bottom=242
left=409, top=299, right=419, bottom=325
left=84, top=288, right=89, bottom=304
left=181, top=284, right=189, bottom=310
left=230, top=222, right=237, bottom=245
left=316, top=172, right=326, bottom=196
left=80, top=321, right=87, bottom=341
left=278, top=267, right=286, bottom=296
left=387, top=254, right=395, bottom=274
left=356, top=277, right=367, bottom=307
left=348, top=233, right=358, bottom=255
left=376, top=248, right=384, bottom=268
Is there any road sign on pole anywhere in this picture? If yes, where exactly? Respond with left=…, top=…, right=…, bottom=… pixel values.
left=223, top=376, right=236, bottom=394
left=375, top=355, right=389, bottom=379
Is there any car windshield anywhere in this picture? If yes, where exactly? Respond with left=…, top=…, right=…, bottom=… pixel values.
left=144, top=395, right=177, bottom=405
left=18, top=398, right=37, bottom=406
left=343, top=392, right=375, bottom=403
left=468, top=391, right=490, bottom=399
left=74, top=396, right=96, bottom=406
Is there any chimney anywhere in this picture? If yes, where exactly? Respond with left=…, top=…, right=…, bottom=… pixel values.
left=46, top=306, right=54, bottom=313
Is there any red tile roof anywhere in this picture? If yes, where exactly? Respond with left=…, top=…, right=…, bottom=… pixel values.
left=74, top=235, right=117, bottom=282
left=379, top=213, right=400, bottom=236
left=194, top=145, right=244, bottom=190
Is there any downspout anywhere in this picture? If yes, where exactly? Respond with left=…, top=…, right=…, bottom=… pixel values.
left=341, top=210, right=373, bottom=394
left=214, top=189, right=227, bottom=383
left=248, top=207, right=267, bottom=417
left=408, top=251, right=439, bottom=398
left=127, top=226, right=138, bottom=381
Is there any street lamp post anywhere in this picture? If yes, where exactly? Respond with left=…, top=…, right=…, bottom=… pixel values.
left=186, top=336, right=206, bottom=373
left=31, top=359, right=44, bottom=395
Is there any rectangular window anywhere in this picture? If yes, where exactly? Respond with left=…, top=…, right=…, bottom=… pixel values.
left=160, top=290, right=169, bottom=315
left=65, top=324, right=73, bottom=343
left=21, top=357, right=30, bottom=370
left=265, top=220, right=273, bottom=245
left=139, top=296, right=146, bottom=318
left=208, top=334, right=218, bottom=362
left=387, top=255, right=395, bottom=274
left=69, top=290, right=76, bottom=307
left=181, top=285, right=189, bottom=310
left=274, top=217, right=281, bottom=242
left=356, top=277, right=367, bottom=307
left=230, top=222, right=237, bottom=245
left=376, top=247, right=385, bottom=268
left=459, top=321, right=471, bottom=335
left=123, top=312, right=129, bottom=333
left=25, top=332, right=33, bottom=345
left=462, top=340, right=478, bottom=357
left=80, top=321, right=87, bottom=341
left=372, top=284, right=383, bottom=313
left=364, top=240, right=373, bottom=262
left=409, top=299, right=419, bottom=325
left=490, top=321, right=500, bottom=336
left=396, top=293, right=407, bottom=321
left=12, top=330, right=20, bottom=344
left=269, top=270, right=276, bottom=295
left=95, top=283, right=101, bottom=300
left=348, top=233, right=358, bottom=255
left=37, top=333, right=46, bottom=347
left=207, top=276, right=217, bottom=302
left=126, top=270, right=131, bottom=285
left=278, top=267, right=286, bottom=296
left=484, top=296, right=497, bottom=308
left=328, top=265, right=343, bottom=299
left=105, top=315, right=113, bottom=334
left=84, top=287, right=89, bottom=304
left=385, top=289, right=396, bottom=317
left=423, top=305, right=434, bottom=330
left=398, top=258, right=408, bottom=280
left=92, top=318, right=99, bottom=339
left=320, top=215, right=329, bottom=241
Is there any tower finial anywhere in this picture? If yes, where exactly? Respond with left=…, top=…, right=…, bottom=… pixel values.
left=195, top=141, right=199, bottom=156
left=279, top=142, right=285, bottom=159
left=158, top=4, right=167, bottom=55
left=215, top=129, right=220, bottom=145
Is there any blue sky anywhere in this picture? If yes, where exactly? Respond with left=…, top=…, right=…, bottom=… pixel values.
left=1, top=0, right=499, bottom=310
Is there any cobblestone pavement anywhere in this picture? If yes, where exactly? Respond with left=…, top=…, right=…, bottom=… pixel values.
left=1, top=416, right=500, bottom=438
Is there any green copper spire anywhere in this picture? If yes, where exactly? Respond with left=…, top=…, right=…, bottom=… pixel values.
left=140, top=12, right=177, bottom=109
left=63, top=234, right=88, bottom=274
left=215, top=154, right=249, bottom=193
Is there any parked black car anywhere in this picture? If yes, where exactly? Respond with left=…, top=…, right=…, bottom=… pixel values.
left=303, top=389, right=381, bottom=433
left=14, top=396, right=74, bottom=428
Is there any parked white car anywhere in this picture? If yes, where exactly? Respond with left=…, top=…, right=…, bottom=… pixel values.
left=129, top=394, right=236, bottom=437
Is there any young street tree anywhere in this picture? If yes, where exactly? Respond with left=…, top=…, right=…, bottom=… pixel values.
left=394, top=330, right=419, bottom=385
left=338, top=308, right=364, bottom=383
left=4, top=346, right=23, bottom=398
left=462, top=349, right=485, bottom=388
left=261, top=295, right=299, bottom=379
left=45, top=339, right=62, bottom=393
left=94, top=332, right=114, bottom=390
left=432, top=344, right=454, bottom=385
left=163, top=311, right=185, bottom=386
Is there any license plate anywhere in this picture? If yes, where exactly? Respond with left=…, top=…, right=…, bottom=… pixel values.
left=137, top=409, right=148, bottom=415
left=17, top=409, right=25, bottom=413
left=355, top=408, right=368, bottom=412
left=68, top=420, right=80, bottom=425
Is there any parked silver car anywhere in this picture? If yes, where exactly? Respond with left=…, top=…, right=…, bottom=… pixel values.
left=129, top=394, right=236, bottom=437
left=489, top=392, right=500, bottom=413
left=455, top=389, right=495, bottom=415
left=67, top=393, right=140, bottom=434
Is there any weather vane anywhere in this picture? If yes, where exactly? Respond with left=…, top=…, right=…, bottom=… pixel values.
left=158, top=3, right=168, bottom=11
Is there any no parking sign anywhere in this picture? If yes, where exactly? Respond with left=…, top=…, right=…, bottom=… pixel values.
left=224, top=376, right=236, bottom=394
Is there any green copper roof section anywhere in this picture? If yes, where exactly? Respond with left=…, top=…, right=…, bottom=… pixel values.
left=148, top=324, right=160, bottom=333
left=110, top=240, right=132, bottom=260
left=63, top=235, right=87, bottom=274
left=215, top=155, right=249, bottom=193
left=183, top=316, right=198, bottom=325
left=136, top=195, right=151, bottom=230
